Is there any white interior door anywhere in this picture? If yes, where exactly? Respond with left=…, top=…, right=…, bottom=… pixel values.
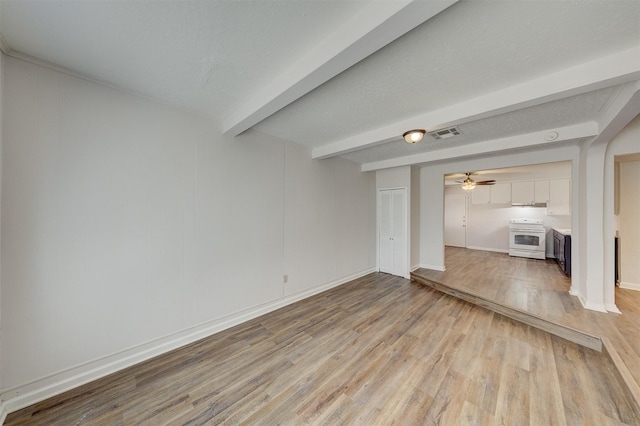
left=379, top=188, right=407, bottom=277
left=445, top=194, right=467, bottom=247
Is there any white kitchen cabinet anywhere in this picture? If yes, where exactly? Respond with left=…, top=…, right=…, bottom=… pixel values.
left=490, top=183, right=511, bottom=204
left=511, top=181, right=535, bottom=204
left=535, top=180, right=550, bottom=203
left=548, top=178, right=571, bottom=215
left=512, top=181, right=549, bottom=205
left=471, top=185, right=491, bottom=204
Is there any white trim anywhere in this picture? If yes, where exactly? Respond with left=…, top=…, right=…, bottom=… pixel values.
left=466, top=246, right=509, bottom=254
left=0, top=267, right=375, bottom=417
left=605, top=303, right=622, bottom=314
left=583, top=300, right=608, bottom=313
left=419, top=263, right=446, bottom=272
left=620, top=282, right=640, bottom=291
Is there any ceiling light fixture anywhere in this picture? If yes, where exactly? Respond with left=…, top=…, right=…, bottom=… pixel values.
left=461, top=177, right=476, bottom=190
left=403, top=129, right=426, bottom=144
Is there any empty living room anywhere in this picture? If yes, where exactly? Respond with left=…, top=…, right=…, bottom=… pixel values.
left=1, top=1, right=639, bottom=424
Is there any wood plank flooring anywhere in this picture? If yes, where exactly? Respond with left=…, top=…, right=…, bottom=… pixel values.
left=412, top=246, right=640, bottom=411
left=6, top=271, right=639, bottom=425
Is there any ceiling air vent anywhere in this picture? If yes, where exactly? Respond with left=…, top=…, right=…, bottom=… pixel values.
left=428, top=126, right=463, bottom=140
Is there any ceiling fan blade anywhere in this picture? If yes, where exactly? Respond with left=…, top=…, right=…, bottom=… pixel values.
left=476, top=180, right=496, bottom=185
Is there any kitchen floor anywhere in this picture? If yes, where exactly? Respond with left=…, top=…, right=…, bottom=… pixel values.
left=413, top=246, right=640, bottom=407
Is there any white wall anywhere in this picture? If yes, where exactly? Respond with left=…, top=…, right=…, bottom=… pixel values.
left=283, top=144, right=375, bottom=294
left=376, top=166, right=410, bottom=189
left=0, top=56, right=376, bottom=411
left=619, top=160, right=640, bottom=289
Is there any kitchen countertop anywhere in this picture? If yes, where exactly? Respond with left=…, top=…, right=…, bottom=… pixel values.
left=553, top=228, right=571, bottom=236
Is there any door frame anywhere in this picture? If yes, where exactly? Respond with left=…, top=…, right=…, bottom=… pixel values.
left=377, top=186, right=410, bottom=279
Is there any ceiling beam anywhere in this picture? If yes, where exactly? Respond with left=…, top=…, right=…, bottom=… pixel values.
left=223, top=0, right=459, bottom=137
left=313, top=46, right=640, bottom=160
left=360, top=121, right=599, bottom=172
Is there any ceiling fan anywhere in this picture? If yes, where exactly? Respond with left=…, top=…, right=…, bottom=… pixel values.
left=456, top=172, right=496, bottom=190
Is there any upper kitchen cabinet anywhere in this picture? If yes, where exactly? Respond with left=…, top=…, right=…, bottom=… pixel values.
left=548, top=178, right=571, bottom=215
left=511, top=181, right=535, bottom=204
left=534, top=180, right=550, bottom=204
left=471, top=183, right=511, bottom=204
left=512, top=180, right=550, bottom=206
left=490, top=183, right=512, bottom=204
left=471, top=185, right=491, bottom=204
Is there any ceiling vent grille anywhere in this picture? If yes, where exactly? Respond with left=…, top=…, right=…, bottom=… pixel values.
left=428, top=126, right=463, bottom=140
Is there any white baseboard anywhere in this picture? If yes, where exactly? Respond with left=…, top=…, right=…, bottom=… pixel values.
left=605, top=303, right=622, bottom=314
left=0, top=267, right=376, bottom=419
left=574, top=289, right=608, bottom=313
left=465, top=246, right=509, bottom=254
left=583, top=300, right=608, bottom=313
left=419, top=264, right=445, bottom=272
left=620, top=282, right=640, bottom=291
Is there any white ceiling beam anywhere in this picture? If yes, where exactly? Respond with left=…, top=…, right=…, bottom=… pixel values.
left=313, top=46, right=640, bottom=160
left=223, top=0, right=459, bottom=136
left=360, top=121, right=599, bottom=172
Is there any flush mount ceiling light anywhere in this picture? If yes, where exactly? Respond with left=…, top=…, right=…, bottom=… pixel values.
left=403, top=129, right=426, bottom=144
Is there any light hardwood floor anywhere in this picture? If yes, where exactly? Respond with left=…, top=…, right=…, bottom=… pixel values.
left=413, top=246, right=640, bottom=412
left=6, top=269, right=639, bottom=425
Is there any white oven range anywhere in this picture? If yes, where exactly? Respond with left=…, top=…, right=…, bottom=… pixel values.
left=509, top=218, right=546, bottom=260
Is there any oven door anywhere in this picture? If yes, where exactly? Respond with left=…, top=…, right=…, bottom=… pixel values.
left=509, top=229, right=545, bottom=251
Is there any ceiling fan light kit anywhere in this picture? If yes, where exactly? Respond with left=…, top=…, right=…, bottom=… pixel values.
left=461, top=178, right=476, bottom=190
left=403, top=129, right=426, bottom=144
left=457, top=172, right=496, bottom=190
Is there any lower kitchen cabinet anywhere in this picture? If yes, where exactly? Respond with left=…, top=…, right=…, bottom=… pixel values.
left=553, top=229, right=571, bottom=276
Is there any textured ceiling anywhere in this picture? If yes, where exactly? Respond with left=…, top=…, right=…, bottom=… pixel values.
left=0, top=0, right=638, bottom=169
left=0, top=0, right=365, bottom=118
left=253, top=0, right=640, bottom=147
left=340, top=86, right=616, bottom=164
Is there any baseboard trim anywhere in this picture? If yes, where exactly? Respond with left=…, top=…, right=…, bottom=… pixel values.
left=0, top=267, right=376, bottom=418
left=620, top=282, right=640, bottom=291
left=583, top=300, right=608, bottom=313
left=605, top=303, right=622, bottom=314
left=419, top=264, right=445, bottom=272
